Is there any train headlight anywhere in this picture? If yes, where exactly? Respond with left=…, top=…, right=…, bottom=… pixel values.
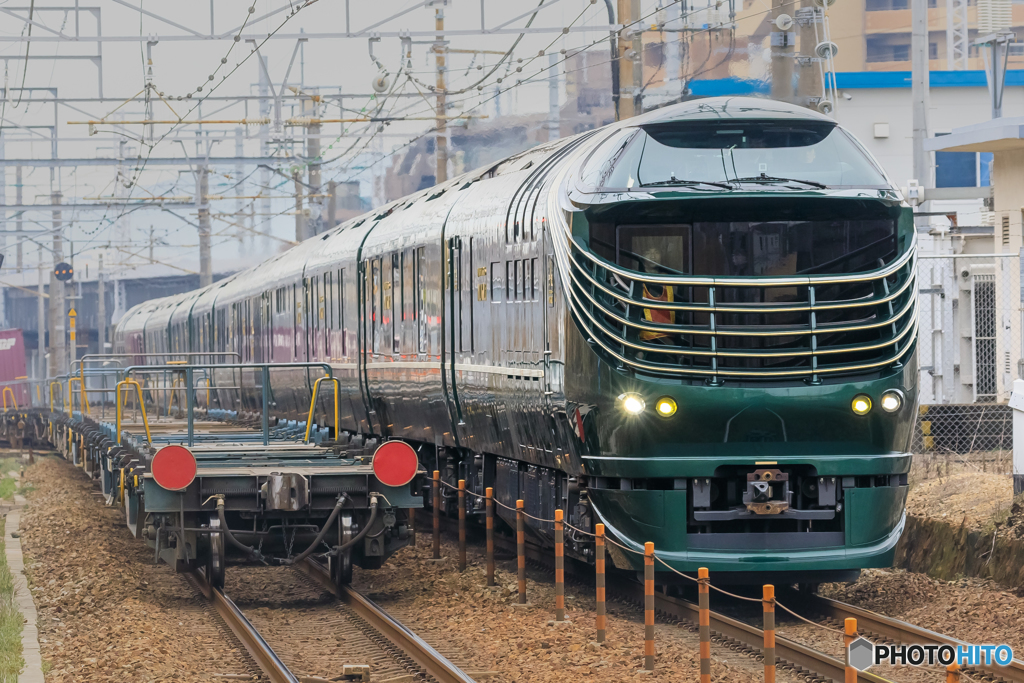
left=851, top=394, right=872, bottom=416
left=880, top=390, right=903, bottom=413
left=618, top=393, right=646, bottom=415
left=655, top=396, right=677, bottom=418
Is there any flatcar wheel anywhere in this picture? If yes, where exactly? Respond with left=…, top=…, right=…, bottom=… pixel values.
left=332, top=511, right=354, bottom=586
left=207, top=516, right=226, bottom=589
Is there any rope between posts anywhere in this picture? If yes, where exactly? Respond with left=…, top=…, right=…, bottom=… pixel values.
left=433, top=477, right=840, bottom=632
left=773, top=600, right=843, bottom=634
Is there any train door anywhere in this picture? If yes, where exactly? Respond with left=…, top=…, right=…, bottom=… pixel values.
left=443, top=236, right=466, bottom=432
left=388, top=253, right=399, bottom=356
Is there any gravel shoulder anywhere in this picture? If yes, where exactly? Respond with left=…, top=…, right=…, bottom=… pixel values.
left=821, top=568, right=1024, bottom=653
left=19, top=456, right=257, bottom=682
left=357, top=532, right=806, bottom=682
left=907, top=453, right=1016, bottom=531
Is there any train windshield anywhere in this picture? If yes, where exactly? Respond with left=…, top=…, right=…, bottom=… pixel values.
left=579, top=120, right=889, bottom=191
left=605, top=219, right=897, bottom=277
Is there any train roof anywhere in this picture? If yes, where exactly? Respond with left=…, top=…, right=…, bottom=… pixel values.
left=630, top=96, right=835, bottom=126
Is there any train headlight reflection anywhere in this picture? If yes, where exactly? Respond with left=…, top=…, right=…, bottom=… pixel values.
left=655, top=397, right=677, bottom=418
left=880, top=390, right=903, bottom=413
left=618, top=393, right=646, bottom=415
left=851, top=394, right=872, bottom=415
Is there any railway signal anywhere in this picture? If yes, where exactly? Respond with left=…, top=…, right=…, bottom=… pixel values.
left=54, top=262, right=73, bottom=282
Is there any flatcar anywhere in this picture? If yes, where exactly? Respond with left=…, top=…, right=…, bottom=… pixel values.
left=113, top=96, right=917, bottom=583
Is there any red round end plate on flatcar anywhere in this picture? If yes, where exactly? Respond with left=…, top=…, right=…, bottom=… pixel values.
left=372, top=441, right=419, bottom=487
left=151, top=445, right=198, bottom=491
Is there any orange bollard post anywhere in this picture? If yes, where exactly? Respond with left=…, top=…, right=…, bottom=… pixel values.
left=946, top=663, right=960, bottom=683
left=763, top=585, right=776, bottom=683
left=595, top=524, right=607, bottom=643
left=698, top=567, right=710, bottom=683
left=516, top=500, right=527, bottom=604
left=485, top=487, right=495, bottom=587
left=644, top=542, right=655, bottom=671
left=554, top=509, right=565, bottom=622
left=844, top=618, right=857, bottom=683
left=432, top=471, right=441, bottom=560
left=458, top=479, right=466, bottom=572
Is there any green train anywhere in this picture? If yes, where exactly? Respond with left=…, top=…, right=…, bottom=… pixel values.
left=115, top=96, right=916, bottom=583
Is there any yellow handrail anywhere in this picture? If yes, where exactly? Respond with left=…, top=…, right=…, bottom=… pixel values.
left=304, top=376, right=341, bottom=444
left=2, top=387, right=17, bottom=411
left=66, top=378, right=91, bottom=415
left=49, top=382, right=63, bottom=412
left=115, top=379, right=152, bottom=444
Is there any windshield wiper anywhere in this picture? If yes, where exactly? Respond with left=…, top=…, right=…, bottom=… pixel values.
left=729, top=173, right=827, bottom=189
left=642, top=179, right=733, bottom=190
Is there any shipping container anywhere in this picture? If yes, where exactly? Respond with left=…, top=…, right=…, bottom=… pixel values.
left=0, top=330, right=30, bottom=408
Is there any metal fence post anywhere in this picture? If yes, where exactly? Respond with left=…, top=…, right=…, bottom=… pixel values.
left=595, top=523, right=606, bottom=643
left=698, top=567, right=710, bottom=683
left=554, top=509, right=565, bottom=622
left=432, top=470, right=441, bottom=560
left=644, top=542, right=655, bottom=671
left=844, top=618, right=857, bottom=683
left=517, top=499, right=527, bottom=604
left=763, top=584, right=775, bottom=683
left=458, top=479, right=466, bottom=572
left=485, top=487, right=494, bottom=586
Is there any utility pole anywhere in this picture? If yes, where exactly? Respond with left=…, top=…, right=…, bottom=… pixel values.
left=97, top=254, right=106, bottom=353
left=294, top=170, right=306, bottom=241
left=548, top=53, right=560, bottom=142
left=197, top=166, right=212, bottom=287
left=617, top=0, right=642, bottom=119
left=49, top=191, right=65, bottom=378
left=435, top=7, right=448, bottom=183
left=234, top=126, right=246, bottom=252
left=795, top=2, right=818, bottom=107
left=15, top=166, right=22, bottom=273
left=911, top=0, right=931, bottom=186
left=148, top=225, right=155, bottom=263
left=36, top=249, right=44, bottom=380
left=258, top=55, right=273, bottom=248
left=305, top=90, right=322, bottom=236
left=771, top=0, right=796, bottom=101
left=327, top=180, right=337, bottom=230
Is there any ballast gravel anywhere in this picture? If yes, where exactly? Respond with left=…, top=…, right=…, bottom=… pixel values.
left=18, top=456, right=257, bottom=682
left=355, top=533, right=806, bottom=683
left=822, top=567, right=1024, bottom=656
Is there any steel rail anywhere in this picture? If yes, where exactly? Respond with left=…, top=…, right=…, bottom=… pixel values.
left=296, top=559, right=477, bottom=683
left=190, top=570, right=299, bottom=683
left=796, top=592, right=1024, bottom=683
left=480, top=526, right=888, bottom=683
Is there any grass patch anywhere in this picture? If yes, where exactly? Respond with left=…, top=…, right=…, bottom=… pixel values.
left=0, top=537, right=23, bottom=682
left=0, top=481, right=16, bottom=504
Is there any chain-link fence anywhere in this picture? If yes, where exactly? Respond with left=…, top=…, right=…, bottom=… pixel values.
left=914, top=251, right=1022, bottom=455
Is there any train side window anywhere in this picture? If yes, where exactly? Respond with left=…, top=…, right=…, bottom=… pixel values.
left=337, top=269, right=345, bottom=357
left=506, top=262, right=514, bottom=303
left=392, top=252, right=400, bottom=355
left=547, top=256, right=556, bottom=307
left=416, top=248, right=426, bottom=353
left=531, top=257, right=539, bottom=300
left=490, top=262, right=502, bottom=302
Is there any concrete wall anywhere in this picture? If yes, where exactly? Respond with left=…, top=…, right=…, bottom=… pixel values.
left=836, top=86, right=1024, bottom=186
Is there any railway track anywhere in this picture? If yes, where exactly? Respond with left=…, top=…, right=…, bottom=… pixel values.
left=786, top=590, right=1024, bottom=683
left=188, top=561, right=476, bottom=683
left=473, top=522, right=1023, bottom=683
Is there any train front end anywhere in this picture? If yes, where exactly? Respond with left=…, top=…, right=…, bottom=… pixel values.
left=554, top=98, right=917, bottom=583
